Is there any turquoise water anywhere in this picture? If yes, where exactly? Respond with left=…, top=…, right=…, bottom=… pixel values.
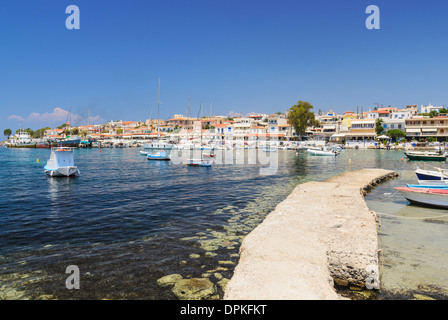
left=0, top=147, right=447, bottom=299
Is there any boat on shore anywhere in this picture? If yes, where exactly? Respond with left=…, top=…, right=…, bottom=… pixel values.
left=44, top=147, right=80, bottom=177
left=395, top=187, right=448, bottom=208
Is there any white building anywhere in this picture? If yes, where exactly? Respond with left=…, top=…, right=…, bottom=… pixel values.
left=421, top=104, right=445, bottom=114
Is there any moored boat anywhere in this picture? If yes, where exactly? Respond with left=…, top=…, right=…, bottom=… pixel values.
left=415, top=167, right=448, bottom=180
left=306, top=147, right=338, bottom=156
left=417, top=180, right=448, bottom=186
left=147, top=151, right=170, bottom=161
left=185, top=158, right=213, bottom=167
left=395, top=187, right=448, bottom=208
left=44, top=147, right=80, bottom=177
left=405, top=151, right=446, bottom=161
left=407, top=184, right=448, bottom=189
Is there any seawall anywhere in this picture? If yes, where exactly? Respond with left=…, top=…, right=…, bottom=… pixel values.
left=224, top=169, right=398, bottom=300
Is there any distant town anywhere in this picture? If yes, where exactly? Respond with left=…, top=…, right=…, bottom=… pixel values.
left=3, top=103, right=448, bottom=148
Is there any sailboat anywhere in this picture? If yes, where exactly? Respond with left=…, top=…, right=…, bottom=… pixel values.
left=143, top=78, right=174, bottom=150
left=185, top=102, right=213, bottom=167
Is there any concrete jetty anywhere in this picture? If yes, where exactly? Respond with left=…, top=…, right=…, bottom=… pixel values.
left=224, top=169, right=398, bottom=300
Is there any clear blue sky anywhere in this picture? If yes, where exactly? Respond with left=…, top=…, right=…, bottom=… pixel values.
left=1, top=0, right=448, bottom=133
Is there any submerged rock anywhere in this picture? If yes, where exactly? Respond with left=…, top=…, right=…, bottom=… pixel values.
left=171, top=278, right=217, bottom=300
left=157, top=274, right=183, bottom=288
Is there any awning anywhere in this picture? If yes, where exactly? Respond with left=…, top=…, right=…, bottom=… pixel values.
left=323, top=125, right=336, bottom=130
left=331, top=133, right=346, bottom=137
left=421, top=128, right=437, bottom=132
left=345, top=133, right=376, bottom=137
left=406, top=128, right=421, bottom=133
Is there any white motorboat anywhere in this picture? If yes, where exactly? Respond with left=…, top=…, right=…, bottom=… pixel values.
left=415, top=167, right=448, bottom=181
left=306, top=147, right=338, bottom=156
left=143, top=141, right=174, bottom=150
left=44, top=147, right=80, bottom=177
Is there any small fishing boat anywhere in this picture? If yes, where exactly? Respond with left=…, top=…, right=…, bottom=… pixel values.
left=261, top=147, right=278, bottom=152
left=418, top=180, right=448, bottom=186
left=202, top=152, right=215, bottom=157
left=140, top=151, right=149, bottom=155
left=306, top=147, right=338, bottom=156
left=147, top=151, right=170, bottom=161
left=184, top=102, right=213, bottom=167
left=44, top=147, right=80, bottom=177
left=396, top=187, right=448, bottom=208
left=407, top=184, right=448, bottom=190
left=405, top=151, right=446, bottom=161
left=415, top=167, right=448, bottom=180
left=185, top=158, right=213, bottom=167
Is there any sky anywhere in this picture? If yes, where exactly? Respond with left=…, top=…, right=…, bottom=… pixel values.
left=1, top=0, right=448, bottom=133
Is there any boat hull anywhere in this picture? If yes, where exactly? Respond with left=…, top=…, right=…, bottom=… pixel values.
left=306, top=149, right=337, bottom=156
left=405, top=152, right=446, bottom=161
left=185, top=159, right=213, bottom=167
left=395, top=187, right=448, bottom=208
left=147, top=156, right=170, bottom=161
left=45, top=167, right=80, bottom=177
left=415, top=168, right=448, bottom=180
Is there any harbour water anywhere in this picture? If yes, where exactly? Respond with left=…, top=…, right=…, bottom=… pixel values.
left=0, top=147, right=447, bottom=299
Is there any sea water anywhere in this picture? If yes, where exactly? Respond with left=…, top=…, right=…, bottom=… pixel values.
left=0, top=147, right=447, bottom=299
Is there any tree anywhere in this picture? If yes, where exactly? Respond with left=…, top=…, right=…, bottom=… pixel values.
left=287, top=100, right=319, bottom=140
left=80, top=130, right=88, bottom=138
left=387, top=129, right=406, bottom=141
left=375, top=119, right=384, bottom=135
left=32, top=127, right=51, bottom=139
left=3, top=129, right=12, bottom=138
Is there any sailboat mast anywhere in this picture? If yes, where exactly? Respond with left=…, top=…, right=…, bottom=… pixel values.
left=69, top=105, right=72, bottom=137
left=200, top=101, right=203, bottom=159
left=187, top=97, right=190, bottom=142
left=157, top=78, right=160, bottom=139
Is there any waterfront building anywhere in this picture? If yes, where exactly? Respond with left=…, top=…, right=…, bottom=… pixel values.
left=343, top=119, right=376, bottom=147
left=405, top=116, right=448, bottom=140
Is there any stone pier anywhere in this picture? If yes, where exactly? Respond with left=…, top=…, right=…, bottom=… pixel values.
left=224, top=169, right=398, bottom=300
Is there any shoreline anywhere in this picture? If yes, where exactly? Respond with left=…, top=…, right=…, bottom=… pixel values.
left=224, top=169, right=398, bottom=300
